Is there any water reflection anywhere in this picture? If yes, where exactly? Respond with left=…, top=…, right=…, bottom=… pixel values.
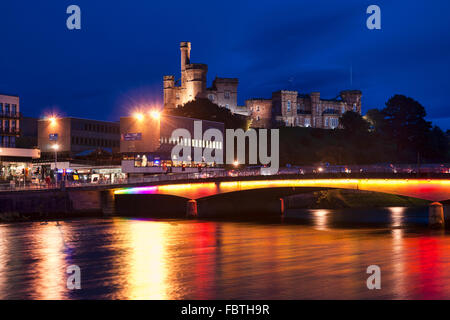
left=124, top=220, right=169, bottom=299
left=390, top=207, right=406, bottom=228
left=30, top=223, right=67, bottom=299
left=311, top=210, right=330, bottom=231
left=3, top=208, right=450, bottom=299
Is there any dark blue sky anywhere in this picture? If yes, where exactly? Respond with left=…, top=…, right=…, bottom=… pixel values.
left=1, top=0, right=450, bottom=129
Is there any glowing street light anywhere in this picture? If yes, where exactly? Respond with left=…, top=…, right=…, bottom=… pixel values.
left=134, top=112, right=144, bottom=121
left=233, top=160, right=239, bottom=167
left=150, top=110, right=161, bottom=120
left=48, top=116, right=57, bottom=125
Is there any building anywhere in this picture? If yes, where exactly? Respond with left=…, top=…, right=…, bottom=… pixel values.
left=0, top=147, right=40, bottom=183
left=16, top=116, right=38, bottom=148
left=38, top=117, right=120, bottom=160
left=120, top=113, right=224, bottom=175
left=0, top=94, right=20, bottom=148
left=163, top=42, right=239, bottom=112
left=246, top=90, right=362, bottom=129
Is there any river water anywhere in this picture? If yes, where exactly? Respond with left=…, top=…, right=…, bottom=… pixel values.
left=0, top=207, right=449, bottom=300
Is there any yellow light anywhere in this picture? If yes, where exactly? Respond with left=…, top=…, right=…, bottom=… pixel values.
left=150, top=110, right=161, bottom=120
left=51, top=144, right=59, bottom=150
left=48, top=116, right=57, bottom=125
left=317, top=167, right=324, bottom=172
left=134, top=113, right=144, bottom=121
left=233, top=161, right=239, bottom=167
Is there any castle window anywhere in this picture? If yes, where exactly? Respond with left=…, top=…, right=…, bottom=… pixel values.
left=330, top=118, right=339, bottom=128
left=208, top=94, right=215, bottom=101
left=305, top=118, right=311, bottom=127
left=287, top=100, right=291, bottom=112
left=256, top=105, right=260, bottom=112
left=256, top=115, right=260, bottom=121
left=325, top=117, right=329, bottom=127
left=224, top=91, right=230, bottom=99
left=353, top=103, right=357, bottom=112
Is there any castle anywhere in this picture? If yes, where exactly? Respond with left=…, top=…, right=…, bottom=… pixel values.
left=247, top=90, right=362, bottom=129
left=163, top=42, right=239, bottom=111
left=163, top=41, right=362, bottom=129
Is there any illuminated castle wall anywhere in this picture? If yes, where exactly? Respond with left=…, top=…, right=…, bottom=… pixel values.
left=163, top=42, right=239, bottom=112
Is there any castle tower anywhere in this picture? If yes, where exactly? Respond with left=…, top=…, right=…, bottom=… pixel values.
left=310, top=92, right=321, bottom=127
left=340, top=90, right=362, bottom=113
left=163, top=75, right=175, bottom=109
left=180, top=41, right=191, bottom=86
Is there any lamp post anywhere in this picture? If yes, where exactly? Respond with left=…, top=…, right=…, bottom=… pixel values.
left=51, top=144, right=59, bottom=185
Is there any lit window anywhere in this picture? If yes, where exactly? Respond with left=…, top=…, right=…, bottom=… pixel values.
left=305, top=118, right=311, bottom=127
left=287, top=100, right=291, bottom=112
left=224, top=91, right=230, bottom=99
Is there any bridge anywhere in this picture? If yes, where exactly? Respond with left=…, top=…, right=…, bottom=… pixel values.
left=113, top=176, right=450, bottom=218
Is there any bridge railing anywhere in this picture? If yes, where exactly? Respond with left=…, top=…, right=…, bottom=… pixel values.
left=1, top=164, right=449, bottom=192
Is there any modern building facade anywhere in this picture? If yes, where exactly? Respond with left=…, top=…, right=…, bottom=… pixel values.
left=0, top=94, right=20, bottom=148
left=246, top=90, right=362, bottom=129
left=38, top=117, right=120, bottom=160
left=163, top=42, right=239, bottom=112
left=120, top=113, right=224, bottom=175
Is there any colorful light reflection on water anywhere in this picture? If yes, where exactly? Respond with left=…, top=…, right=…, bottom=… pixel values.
left=1, top=211, right=450, bottom=299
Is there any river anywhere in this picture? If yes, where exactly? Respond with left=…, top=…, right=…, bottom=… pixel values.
left=0, top=207, right=449, bottom=299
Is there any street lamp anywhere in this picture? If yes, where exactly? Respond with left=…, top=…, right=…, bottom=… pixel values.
left=48, top=116, right=57, bottom=125
left=150, top=110, right=161, bottom=120
left=134, top=112, right=144, bottom=121
left=51, top=144, right=59, bottom=184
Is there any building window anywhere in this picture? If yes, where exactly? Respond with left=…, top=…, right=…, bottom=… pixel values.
left=12, top=104, right=17, bottom=116
left=208, top=94, right=215, bottom=101
left=287, top=100, right=291, bottom=112
left=256, top=105, right=260, bottom=112
left=224, top=91, right=230, bottom=99
left=0, top=103, right=3, bottom=114
left=325, top=117, right=329, bottom=127
left=297, top=104, right=301, bottom=113
left=305, top=118, right=311, bottom=127
left=256, top=115, right=260, bottom=121
left=225, top=104, right=229, bottom=109
left=330, top=118, right=339, bottom=128
left=5, top=104, right=9, bottom=114
left=353, top=103, right=357, bottom=112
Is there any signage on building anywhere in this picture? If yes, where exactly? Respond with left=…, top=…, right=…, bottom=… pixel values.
left=124, top=133, right=142, bottom=141
left=49, top=133, right=58, bottom=141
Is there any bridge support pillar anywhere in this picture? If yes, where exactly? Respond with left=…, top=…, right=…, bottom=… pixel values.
left=429, top=202, right=444, bottom=228
left=186, top=199, right=198, bottom=218
left=279, top=198, right=285, bottom=216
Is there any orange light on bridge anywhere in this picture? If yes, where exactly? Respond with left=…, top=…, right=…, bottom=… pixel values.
left=114, top=178, right=450, bottom=202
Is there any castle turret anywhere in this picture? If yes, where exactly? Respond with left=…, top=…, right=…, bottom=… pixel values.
left=185, top=64, right=208, bottom=102
left=180, top=42, right=191, bottom=86
left=163, top=75, right=175, bottom=109
left=340, top=90, right=362, bottom=113
left=310, top=92, right=321, bottom=127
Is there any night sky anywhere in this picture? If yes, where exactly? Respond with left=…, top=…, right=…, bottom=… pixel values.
left=1, top=0, right=450, bottom=129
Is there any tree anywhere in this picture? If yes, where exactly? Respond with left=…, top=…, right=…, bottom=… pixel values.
left=365, top=108, right=385, bottom=132
left=164, top=98, right=250, bottom=130
left=382, top=95, right=431, bottom=161
left=339, top=111, right=370, bottom=134
left=425, top=126, right=449, bottom=162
